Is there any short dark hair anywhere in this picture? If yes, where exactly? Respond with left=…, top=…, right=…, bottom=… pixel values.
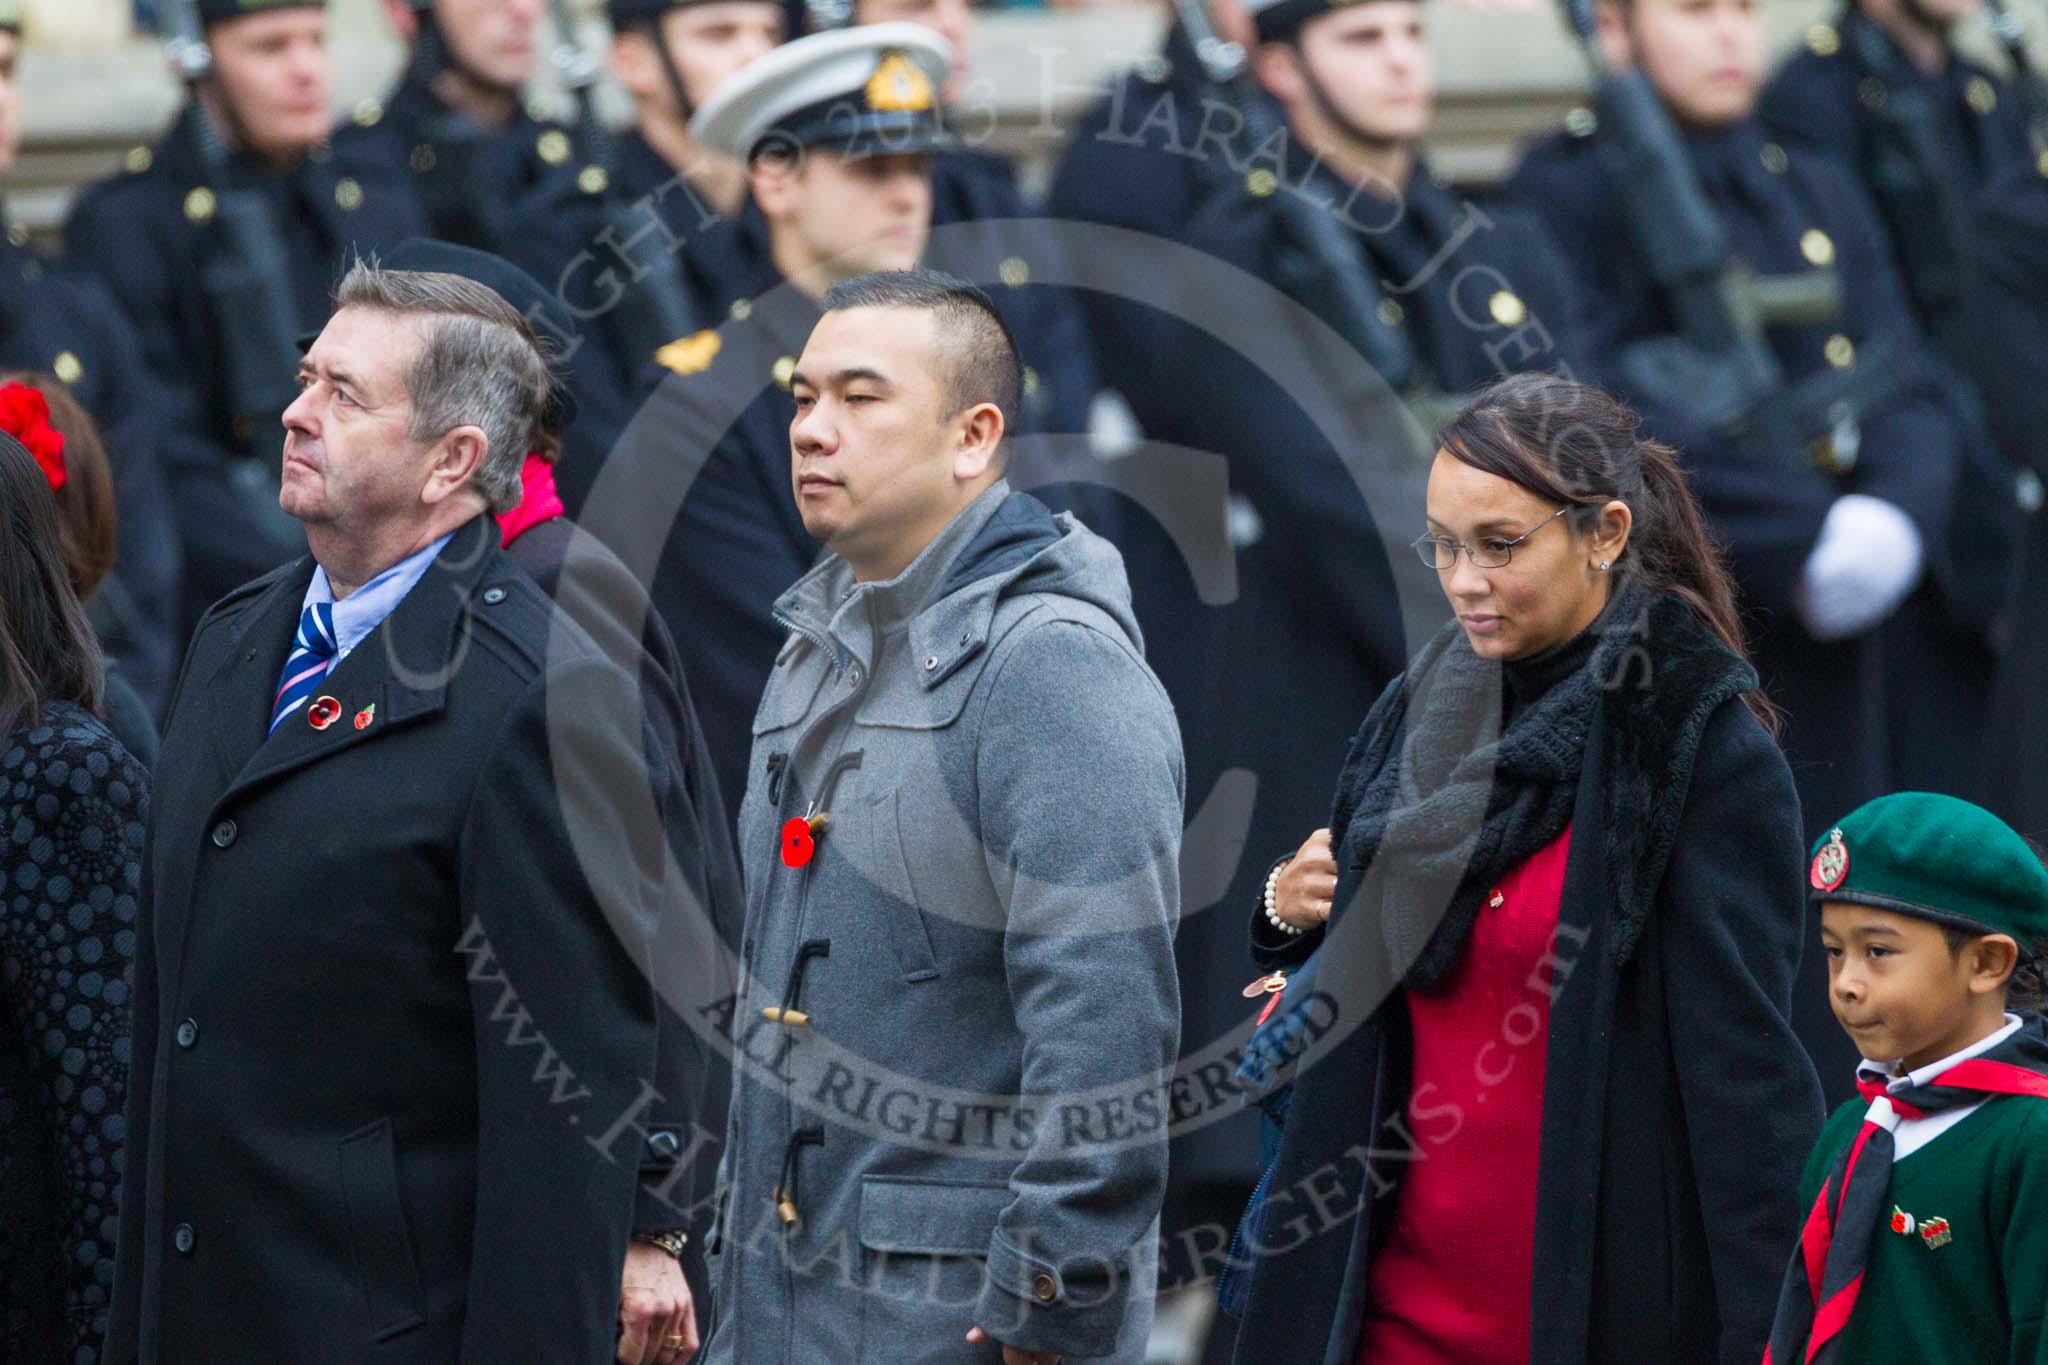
left=819, top=268, right=1023, bottom=437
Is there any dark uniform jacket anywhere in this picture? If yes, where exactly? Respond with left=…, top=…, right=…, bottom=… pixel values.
left=1504, top=120, right=1957, bottom=805
left=499, top=128, right=725, bottom=503
left=333, top=65, right=582, bottom=257
left=1505, top=116, right=1964, bottom=1094
left=63, top=107, right=424, bottom=635
left=109, top=514, right=663, bottom=1363
left=1046, top=20, right=1215, bottom=411
left=588, top=204, right=820, bottom=822
left=0, top=228, right=182, bottom=713
left=1761, top=10, right=2043, bottom=800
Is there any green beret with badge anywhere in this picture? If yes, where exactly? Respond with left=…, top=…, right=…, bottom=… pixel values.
left=689, top=22, right=952, bottom=162
left=1809, top=791, right=2048, bottom=942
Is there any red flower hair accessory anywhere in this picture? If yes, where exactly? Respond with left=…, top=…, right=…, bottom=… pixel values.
left=0, top=382, right=66, bottom=491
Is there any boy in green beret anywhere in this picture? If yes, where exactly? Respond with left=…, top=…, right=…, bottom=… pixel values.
left=1764, top=792, right=2048, bottom=1364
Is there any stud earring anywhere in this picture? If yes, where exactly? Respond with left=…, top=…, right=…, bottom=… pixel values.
left=1597, top=561, right=1611, bottom=571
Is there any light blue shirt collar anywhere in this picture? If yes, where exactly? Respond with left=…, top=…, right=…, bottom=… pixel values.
left=302, top=532, right=455, bottom=664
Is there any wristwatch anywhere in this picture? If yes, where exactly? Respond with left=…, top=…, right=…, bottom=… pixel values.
left=633, top=1229, right=689, bottom=1262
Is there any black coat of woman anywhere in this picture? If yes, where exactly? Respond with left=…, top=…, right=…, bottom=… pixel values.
left=0, top=704, right=147, bottom=1363
left=1228, top=377, right=1825, bottom=1364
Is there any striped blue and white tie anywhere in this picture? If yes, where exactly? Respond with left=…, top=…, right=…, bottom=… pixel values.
left=269, top=603, right=338, bottom=733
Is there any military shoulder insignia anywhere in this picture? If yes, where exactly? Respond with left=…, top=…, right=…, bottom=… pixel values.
left=656, top=329, right=722, bottom=376
left=1811, top=826, right=1849, bottom=892
left=866, top=51, right=934, bottom=113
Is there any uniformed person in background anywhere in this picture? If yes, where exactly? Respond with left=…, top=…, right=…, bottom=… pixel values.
left=838, top=0, right=1100, bottom=437
left=595, top=24, right=998, bottom=817
left=496, top=0, right=784, bottom=510
left=1046, top=0, right=1251, bottom=413
left=1502, top=0, right=1973, bottom=1096
left=64, top=0, right=422, bottom=638
left=0, top=3, right=183, bottom=716
left=1761, top=0, right=2044, bottom=804
left=609, top=0, right=786, bottom=219
left=1063, top=0, right=1581, bottom=1339
left=334, top=0, right=581, bottom=254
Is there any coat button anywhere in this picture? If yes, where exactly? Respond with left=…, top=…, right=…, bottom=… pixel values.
left=1033, top=1272, right=1057, bottom=1302
left=176, top=1018, right=199, bottom=1049
left=647, top=1130, right=682, bottom=1161
left=210, top=819, right=237, bottom=848
left=482, top=586, right=507, bottom=605
left=173, top=1222, right=195, bottom=1254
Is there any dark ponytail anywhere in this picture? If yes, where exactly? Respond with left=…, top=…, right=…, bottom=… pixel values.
left=1437, top=373, right=1777, bottom=734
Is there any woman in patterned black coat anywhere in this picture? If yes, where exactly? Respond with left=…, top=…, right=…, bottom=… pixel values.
left=0, top=430, right=149, bottom=1363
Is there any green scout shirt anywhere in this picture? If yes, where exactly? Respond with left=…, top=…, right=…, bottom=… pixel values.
left=1798, top=1093, right=2048, bottom=1362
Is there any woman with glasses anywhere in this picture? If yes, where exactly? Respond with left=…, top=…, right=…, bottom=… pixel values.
left=1225, top=374, right=1823, bottom=1364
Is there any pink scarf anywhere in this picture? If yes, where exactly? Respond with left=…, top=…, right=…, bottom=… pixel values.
left=496, top=452, right=565, bottom=548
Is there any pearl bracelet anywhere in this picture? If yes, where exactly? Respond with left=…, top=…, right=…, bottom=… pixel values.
left=1264, top=859, right=1303, bottom=936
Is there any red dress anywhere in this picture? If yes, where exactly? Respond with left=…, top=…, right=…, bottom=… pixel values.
left=1356, top=825, right=1574, bottom=1364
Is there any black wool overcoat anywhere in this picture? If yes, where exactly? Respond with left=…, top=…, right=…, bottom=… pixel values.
left=108, top=514, right=664, bottom=1363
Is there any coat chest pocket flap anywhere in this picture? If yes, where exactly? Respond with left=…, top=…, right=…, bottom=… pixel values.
left=858, top=1176, right=1013, bottom=1255
left=336, top=1117, right=427, bottom=1341
left=867, top=787, right=941, bottom=983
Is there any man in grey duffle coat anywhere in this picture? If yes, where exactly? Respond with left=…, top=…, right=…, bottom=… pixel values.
left=697, top=267, right=1184, bottom=1365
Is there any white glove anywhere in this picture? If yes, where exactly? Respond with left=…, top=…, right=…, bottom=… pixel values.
left=1796, top=494, right=1925, bottom=642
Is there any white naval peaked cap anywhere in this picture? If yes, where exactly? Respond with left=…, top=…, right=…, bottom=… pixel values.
left=689, top=23, right=955, bottom=162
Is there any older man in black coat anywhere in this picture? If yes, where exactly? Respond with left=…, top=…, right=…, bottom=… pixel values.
left=109, top=262, right=670, bottom=1363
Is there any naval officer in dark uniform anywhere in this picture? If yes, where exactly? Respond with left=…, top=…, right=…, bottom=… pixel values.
left=1502, top=0, right=1974, bottom=1095
left=64, top=0, right=423, bottom=638
left=1760, top=0, right=2045, bottom=804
